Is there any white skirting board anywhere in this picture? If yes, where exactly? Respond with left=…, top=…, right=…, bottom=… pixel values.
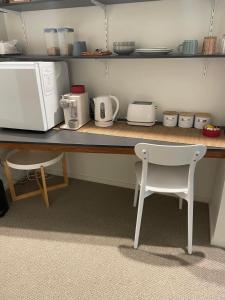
left=69, top=172, right=135, bottom=190
left=47, top=153, right=217, bottom=204
left=48, top=169, right=212, bottom=203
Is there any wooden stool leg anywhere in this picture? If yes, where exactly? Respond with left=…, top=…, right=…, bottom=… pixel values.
left=3, top=161, right=16, bottom=201
left=40, top=167, right=49, bottom=208
left=62, top=156, right=69, bottom=185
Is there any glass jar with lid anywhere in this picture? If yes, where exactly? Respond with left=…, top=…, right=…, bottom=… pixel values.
left=57, top=27, right=74, bottom=56
left=44, top=28, right=60, bottom=56
left=220, top=34, right=225, bottom=54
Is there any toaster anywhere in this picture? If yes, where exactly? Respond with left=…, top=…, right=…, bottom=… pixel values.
left=126, top=101, right=156, bottom=126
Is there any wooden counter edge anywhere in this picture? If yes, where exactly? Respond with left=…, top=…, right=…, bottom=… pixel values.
left=0, top=142, right=224, bottom=158
left=0, top=142, right=134, bottom=155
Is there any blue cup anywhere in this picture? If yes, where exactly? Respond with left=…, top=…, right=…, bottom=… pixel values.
left=73, top=41, right=87, bottom=56
left=178, top=40, right=198, bottom=55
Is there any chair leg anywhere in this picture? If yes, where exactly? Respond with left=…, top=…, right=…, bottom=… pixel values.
left=3, top=161, right=16, bottom=201
left=133, top=181, right=139, bottom=207
left=187, top=199, right=194, bottom=254
left=134, top=187, right=145, bottom=249
left=40, top=167, right=49, bottom=208
left=179, top=198, right=183, bottom=210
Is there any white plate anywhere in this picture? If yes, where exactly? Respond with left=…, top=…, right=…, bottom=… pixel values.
left=137, top=47, right=170, bottom=50
left=136, top=48, right=173, bottom=53
left=136, top=50, right=173, bottom=55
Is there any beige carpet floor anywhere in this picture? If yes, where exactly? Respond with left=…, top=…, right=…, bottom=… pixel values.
left=0, top=178, right=225, bottom=300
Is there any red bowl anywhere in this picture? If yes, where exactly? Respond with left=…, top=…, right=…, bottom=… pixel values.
left=202, top=128, right=221, bottom=138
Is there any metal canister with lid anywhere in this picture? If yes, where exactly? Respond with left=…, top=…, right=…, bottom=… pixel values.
left=194, top=113, right=211, bottom=129
left=163, top=111, right=178, bottom=127
left=178, top=112, right=194, bottom=128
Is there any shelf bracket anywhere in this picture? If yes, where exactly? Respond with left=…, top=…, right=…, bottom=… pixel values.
left=91, top=0, right=106, bottom=10
left=0, top=9, right=29, bottom=54
left=208, top=0, right=216, bottom=36
left=91, top=0, right=108, bottom=51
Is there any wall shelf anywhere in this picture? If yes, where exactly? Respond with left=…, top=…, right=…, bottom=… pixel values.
left=0, top=53, right=225, bottom=61
left=0, top=0, right=158, bottom=12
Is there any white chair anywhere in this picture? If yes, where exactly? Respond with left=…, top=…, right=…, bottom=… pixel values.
left=133, top=143, right=206, bottom=254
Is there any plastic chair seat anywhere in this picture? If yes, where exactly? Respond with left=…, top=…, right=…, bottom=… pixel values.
left=135, top=161, right=189, bottom=193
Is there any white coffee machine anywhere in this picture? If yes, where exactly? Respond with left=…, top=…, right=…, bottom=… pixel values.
left=60, top=85, right=90, bottom=130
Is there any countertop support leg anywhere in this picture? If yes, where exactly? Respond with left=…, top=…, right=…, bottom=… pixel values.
left=209, top=160, right=225, bottom=248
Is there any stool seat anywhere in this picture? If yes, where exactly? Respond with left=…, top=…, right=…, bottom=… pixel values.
left=6, top=150, right=63, bottom=170
left=4, top=150, right=68, bottom=208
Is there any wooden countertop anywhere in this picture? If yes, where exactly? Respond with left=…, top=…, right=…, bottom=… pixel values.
left=0, top=121, right=224, bottom=158
left=77, top=121, right=225, bottom=149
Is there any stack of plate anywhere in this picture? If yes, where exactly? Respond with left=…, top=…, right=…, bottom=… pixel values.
left=136, top=47, right=173, bottom=55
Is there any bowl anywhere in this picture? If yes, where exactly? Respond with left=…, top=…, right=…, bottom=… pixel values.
left=113, top=41, right=135, bottom=55
left=202, top=127, right=221, bottom=138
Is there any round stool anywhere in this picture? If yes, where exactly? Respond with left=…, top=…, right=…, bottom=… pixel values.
left=4, top=150, right=68, bottom=208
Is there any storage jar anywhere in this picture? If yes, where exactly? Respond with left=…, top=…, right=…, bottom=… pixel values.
left=58, top=27, right=74, bottom=56
left=220, top=34, right=225, bottom=54
left=163, top=111, right=178, bottom=127
left=44, top=28, right=60, bottom=56
left=194, top=113, right=211, bottom=129
left=178, top=112, right=194, bottom=128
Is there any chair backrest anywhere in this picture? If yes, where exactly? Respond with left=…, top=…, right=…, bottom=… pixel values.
left=135, top=143, right=206, bottom=166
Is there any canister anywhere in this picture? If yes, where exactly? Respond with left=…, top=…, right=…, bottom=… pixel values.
left=44, top=28, right=60, bottom=56
left=163, top=111, right=178, bottom=127
left=58, top=27, right=75, bottom=56
left=194, top=113, right=211, bottom=129
left=178, top=112, right=194, bottom=128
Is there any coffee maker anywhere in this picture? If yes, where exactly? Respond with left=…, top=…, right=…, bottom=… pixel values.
left=60, top=85, right=90, bottom=130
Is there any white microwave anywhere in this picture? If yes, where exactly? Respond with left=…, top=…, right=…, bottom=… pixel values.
left=0, top=61, right=69, bottom=131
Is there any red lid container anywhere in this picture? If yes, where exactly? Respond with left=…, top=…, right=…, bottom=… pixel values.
left=202, top=127, right=221, bottom=138
left=71, top=85, right=85, bottom=94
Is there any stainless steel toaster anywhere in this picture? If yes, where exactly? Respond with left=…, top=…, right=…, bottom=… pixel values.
left=126, top=101, right=156, bottom=126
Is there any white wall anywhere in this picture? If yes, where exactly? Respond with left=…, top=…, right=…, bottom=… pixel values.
left=0, top=16, right=25, bottom=187
left=3, top=0, right=225, bottom=202
left=0, top=15, right=7, bottom=186
left=0, top=14, right=7, bottom=40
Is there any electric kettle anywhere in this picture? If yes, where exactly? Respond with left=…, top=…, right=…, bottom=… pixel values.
left=94, top=95, right=119, bottom=127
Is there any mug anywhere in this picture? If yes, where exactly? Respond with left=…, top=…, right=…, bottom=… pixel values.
left=73, top=41, right=87, bottom=56
left=178, top=40, right=198, bottom=55
left=202, top=36, right=217, bottom=55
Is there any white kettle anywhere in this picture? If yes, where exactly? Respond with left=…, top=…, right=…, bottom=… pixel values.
left=94, top=95, right=119, bottom=127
